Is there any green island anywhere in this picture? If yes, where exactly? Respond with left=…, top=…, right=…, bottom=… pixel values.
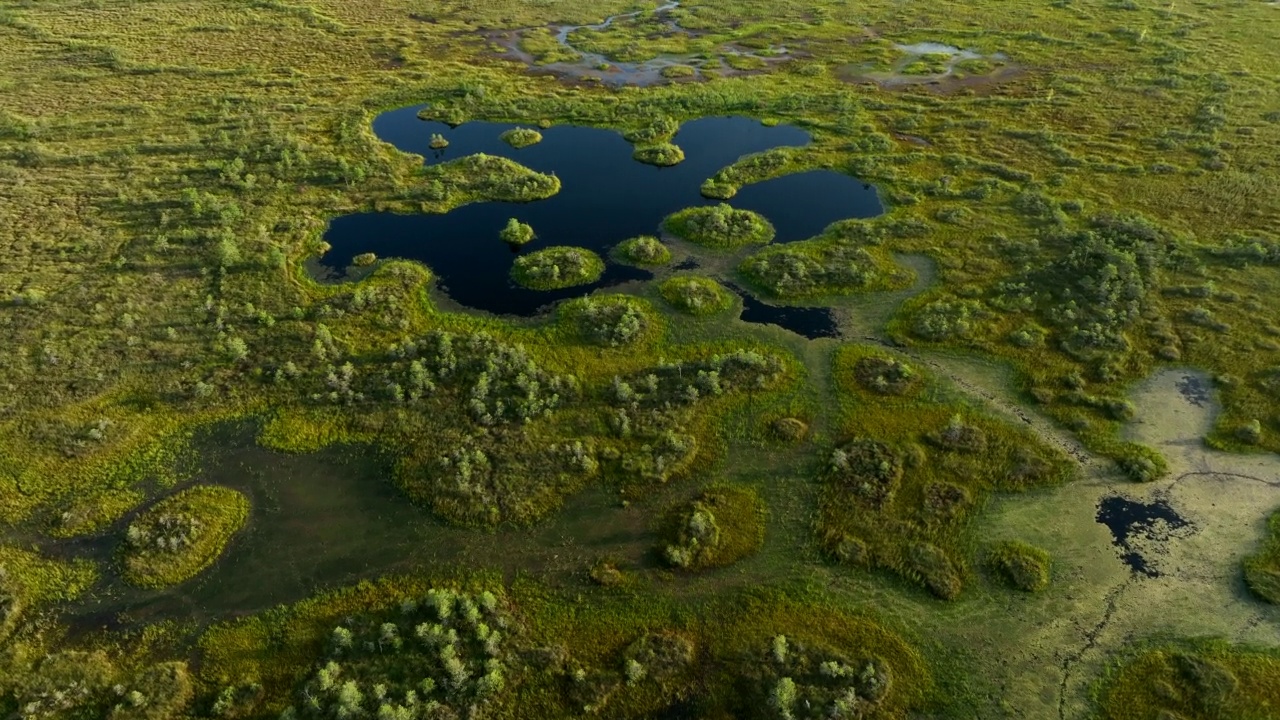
left=2, top=0, right=1279, bottom=717
left=120, top=484, right=251, bottom=588
left=511, top=245, right=605, bottom=290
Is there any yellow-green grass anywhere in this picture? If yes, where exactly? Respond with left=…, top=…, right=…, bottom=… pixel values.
left=819, top=343, right=1072, bottom=599
left=120, top=484, right=250, bottom=588
left=1244, top=509, right=1280, bottom=604
left=1094, top=642, right=1280, bottom=720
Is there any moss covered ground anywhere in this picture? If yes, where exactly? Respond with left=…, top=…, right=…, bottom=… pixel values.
left=0, top=0, right=1278, bottom=716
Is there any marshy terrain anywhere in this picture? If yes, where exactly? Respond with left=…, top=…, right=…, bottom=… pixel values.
left=1, top=0, right=1279, bottom=718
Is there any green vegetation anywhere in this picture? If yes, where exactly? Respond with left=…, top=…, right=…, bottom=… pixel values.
left=660, top=486, right=766, bottom=570
left=739, top=221, right=914, bottom=299
left=120, top=484, right=250, bottom=588
left=511, top=246, right=604, bottom=290
left=499, top=127, right=543, bottom=148
left=1244, top=509, right=1280, bottom=603
left=3, top=0, right=1280, bottom=714
left=614, top=235, right=672, bottom=266
left=1095, top=642, right=1280, bottom=720
left=819, top=345, right=1070, bottom=599
left=498, top=217, right=535, bottom=246
left=633, top=142, right=685, bottom=167
left=351, top=252, right=378, bottom=267
left=664, top=204, right=775, bottom=249
left=659, top=275, right=735, bottom=316
left=986, top=540, right=1051, bottom=593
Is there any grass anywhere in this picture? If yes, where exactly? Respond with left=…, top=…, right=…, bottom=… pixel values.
left=120, top=484, right=250, bottom=588
left=1094, top=641, right=1280, bottom=720
left=0, top=0, right=1278, bottom=714
left=986, top=539, right=1051, bottom=593
left=818, top=344, right=1072, bottom=599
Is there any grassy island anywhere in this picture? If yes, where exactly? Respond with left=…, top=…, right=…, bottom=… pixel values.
left=120, top=485, right=250, bottom=588
left=511, top=246, right=605, bottom=290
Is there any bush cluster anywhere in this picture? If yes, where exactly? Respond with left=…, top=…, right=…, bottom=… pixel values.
left=500, top=127, right=543, bottom=148
left=614, top=235, right=672, bottom=266
left=120, top=485, right=249, bottom=588
left=664, top=204, right=775, bottom=249
left=511, top=246, right=605, bottom=290
left=633, top=143, right=685, bottom=167
left=659, top=275, right=734, bottom=316
left=284, top=589, right=512, bottom=720
left=987, top=540, right=1051, bottom=592
left=739, top=243, right=882, bottom=298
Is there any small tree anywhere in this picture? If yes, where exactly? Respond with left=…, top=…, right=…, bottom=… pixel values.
left=498, top=218, right=535, bottom=246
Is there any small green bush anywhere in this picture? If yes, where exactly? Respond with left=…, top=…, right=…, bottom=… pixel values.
left=511, top=246, right=604, bottom=290
left=664, top=204, right=775, bottom=249
left=661, top=486, right=765, bottom=571
left=659, top=275, right=734, bottom=316
left=987, top=540, right=1051, bottom=592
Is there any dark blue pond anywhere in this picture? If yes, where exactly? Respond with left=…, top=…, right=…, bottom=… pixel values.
left=320, top=105, right=884, bottom=318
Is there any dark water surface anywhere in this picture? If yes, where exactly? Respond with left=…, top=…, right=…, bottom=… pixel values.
left=1095, top=495, right=1193, bottom=577
left=320, top=105, right=883, bottom=317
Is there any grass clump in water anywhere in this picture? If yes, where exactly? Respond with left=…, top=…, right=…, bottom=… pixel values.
left=511, top=246, right=604, bottom=290
left=659, top=275, right=734, bottom=316
left=633, top=142, right=685, bottom=167
left=660, top=486, right=765, bottom=570
left=120, top=484, right=249, bottom=588
left=986, top=540, right=1051, bottom=592
left=664, top=204, right=775, bottom=249
left=500, top=127, right=543, bottom=148
left=1243, top=509, right=1280, bottom=603
left=498, top=217, right=535, bottom=246
left=426, top=154, right=560, bottom=204
left=614, top=235, right=672, bottom=266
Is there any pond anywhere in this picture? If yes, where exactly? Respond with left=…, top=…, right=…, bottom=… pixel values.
left=317, top=105, right=884, bottom=318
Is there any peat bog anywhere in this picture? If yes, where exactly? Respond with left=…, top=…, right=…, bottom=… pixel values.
left=318, top=107, right=883, bottom=317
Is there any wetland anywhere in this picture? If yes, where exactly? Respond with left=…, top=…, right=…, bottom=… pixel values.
left=3, top=0, right=1280, bottom=717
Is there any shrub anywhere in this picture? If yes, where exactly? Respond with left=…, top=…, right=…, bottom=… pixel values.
left=907, top=542, right=962, bottom=600
left=739, top=242, right=888, bottom=298
left=614, top=235, right=671, bottom=266
left=911, top=299, right=983, bottom=341
left=738, top=635, right=893, bottom=719
left=498, top=217, right=535, bottom=246
left=120, top=485, right=249, bottom=588
left=771, top=417, right=809, bottom=443
left=511, top=246, right=604, bottom=290
left=826, top=439, right=903, bottom=508
left=659, top=275, right=734, bottom=316
left=351, top=252, right=377, bottom=267
left=853, top=356, right=917, bottom=395
left=987, top=540, right=1051, bottom=592
left=624, top=116, right=678, bottom=144
left=664, top=204, right=775, bottom=249
left=429, top=133, right=449, bottom=149
left=427, top=154, right=560, bottom=203
left=633, top=143, right=685, bottom=167
left=660, top=486, right=765, bottom=570
left=569, top=296, right=647, bottom=347
left=500, top=127, right=542, bottom=148
left=1244, top=510, right=1280, bottom=603
left=1116, top=444, right=1168, bottom=482
left=284, top=588, right=514, bottom=719
left=927, top=415, right=988, bottom=453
